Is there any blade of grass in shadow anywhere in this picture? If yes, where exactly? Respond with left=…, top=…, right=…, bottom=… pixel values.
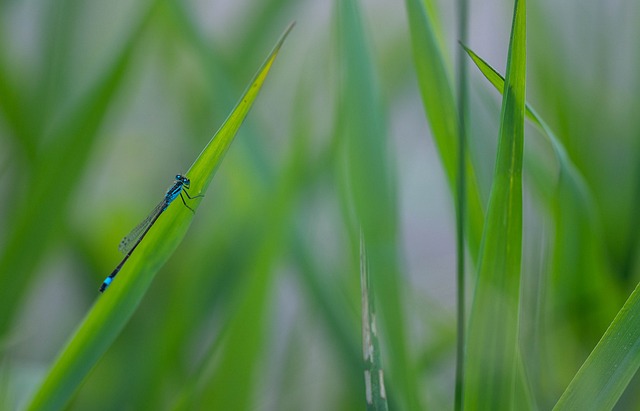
left=287, top=68, right=364, bottom=396
left=553, top=284, right=640, bottom=410
left=36, top=0, right=82, bottom=136
left=360, top=231, right=389, bottom=411
left=0, top=0, right=82, bottom=162
left=0, top=51, right=38, bottom=161
left=187, top=214, right=282, bottom=411
left=338, top=1, right=421, bottom=409
left=290, top=230, right=364, bottom=374
left=25, top=23, right=293, bottom=411
left=0, top=1, right=159, bottom=338
left=463, top=0, right=526, bottom=409
left=404, top=0, right=485, bottom=263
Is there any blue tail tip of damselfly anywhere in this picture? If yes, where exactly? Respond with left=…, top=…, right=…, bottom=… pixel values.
left=99, top=277, right=113, bottom=293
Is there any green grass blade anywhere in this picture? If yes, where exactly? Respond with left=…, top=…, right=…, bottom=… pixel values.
left=190, top=246, right=276, bottom=411
left=454, top=0, right=469, bottom=408
left=338, top=1, right=421, bottom=409
left=404, top=0, right=485, bottom=262
left=463, top=45, right=567, bottom=156
left=463, top=0, right=526, bottom=409
left=553, top=284, right=640, bottom=410
left=465, top=43, right=623, bottom=393
left=360, top=232, right=389, bottom=411
left=24, top=23, right=292, bottom=411
left=185, top=22, right=293, bottom=195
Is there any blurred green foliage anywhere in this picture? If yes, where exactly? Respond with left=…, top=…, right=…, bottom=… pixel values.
left=1, top=0, right=640, bottom=410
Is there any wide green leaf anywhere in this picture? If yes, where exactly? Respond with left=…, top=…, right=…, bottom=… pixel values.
left=463, top=0, right=526, bottom=409
left=25, top=23, right=293, bottom=411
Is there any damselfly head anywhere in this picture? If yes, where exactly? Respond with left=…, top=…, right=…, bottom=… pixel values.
left=176, top=174, right=190, bottom=187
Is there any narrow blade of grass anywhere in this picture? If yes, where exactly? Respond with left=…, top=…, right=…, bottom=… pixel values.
left=360, top=231, right=389, bottom=411
left=553, top=284, right=640, bottom=410
left=186, top=22, right=293, bottom=194
left=463, top=44, right=590, bottom=188
left=338, top=1, right=421, bottom=409
left=404, top=0, right=485, bottom=262
left=454, top=0, right=469, bottom=408
left=463, top=0, right=526, bottom=409
left=25, top=23, right=293, bottom=411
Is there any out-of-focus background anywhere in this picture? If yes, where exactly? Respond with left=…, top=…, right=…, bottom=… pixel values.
left=1, top=0, right=640, bottom=409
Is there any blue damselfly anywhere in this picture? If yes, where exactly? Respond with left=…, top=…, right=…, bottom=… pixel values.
left=99, top=174, right=202, bottom=293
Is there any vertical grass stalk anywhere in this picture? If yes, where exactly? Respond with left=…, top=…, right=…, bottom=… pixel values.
left=338, top=0, right=422, bottom=408
left=463, top=0, right=527, bottom=408
left=454, top=0, right=469, bottom=409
